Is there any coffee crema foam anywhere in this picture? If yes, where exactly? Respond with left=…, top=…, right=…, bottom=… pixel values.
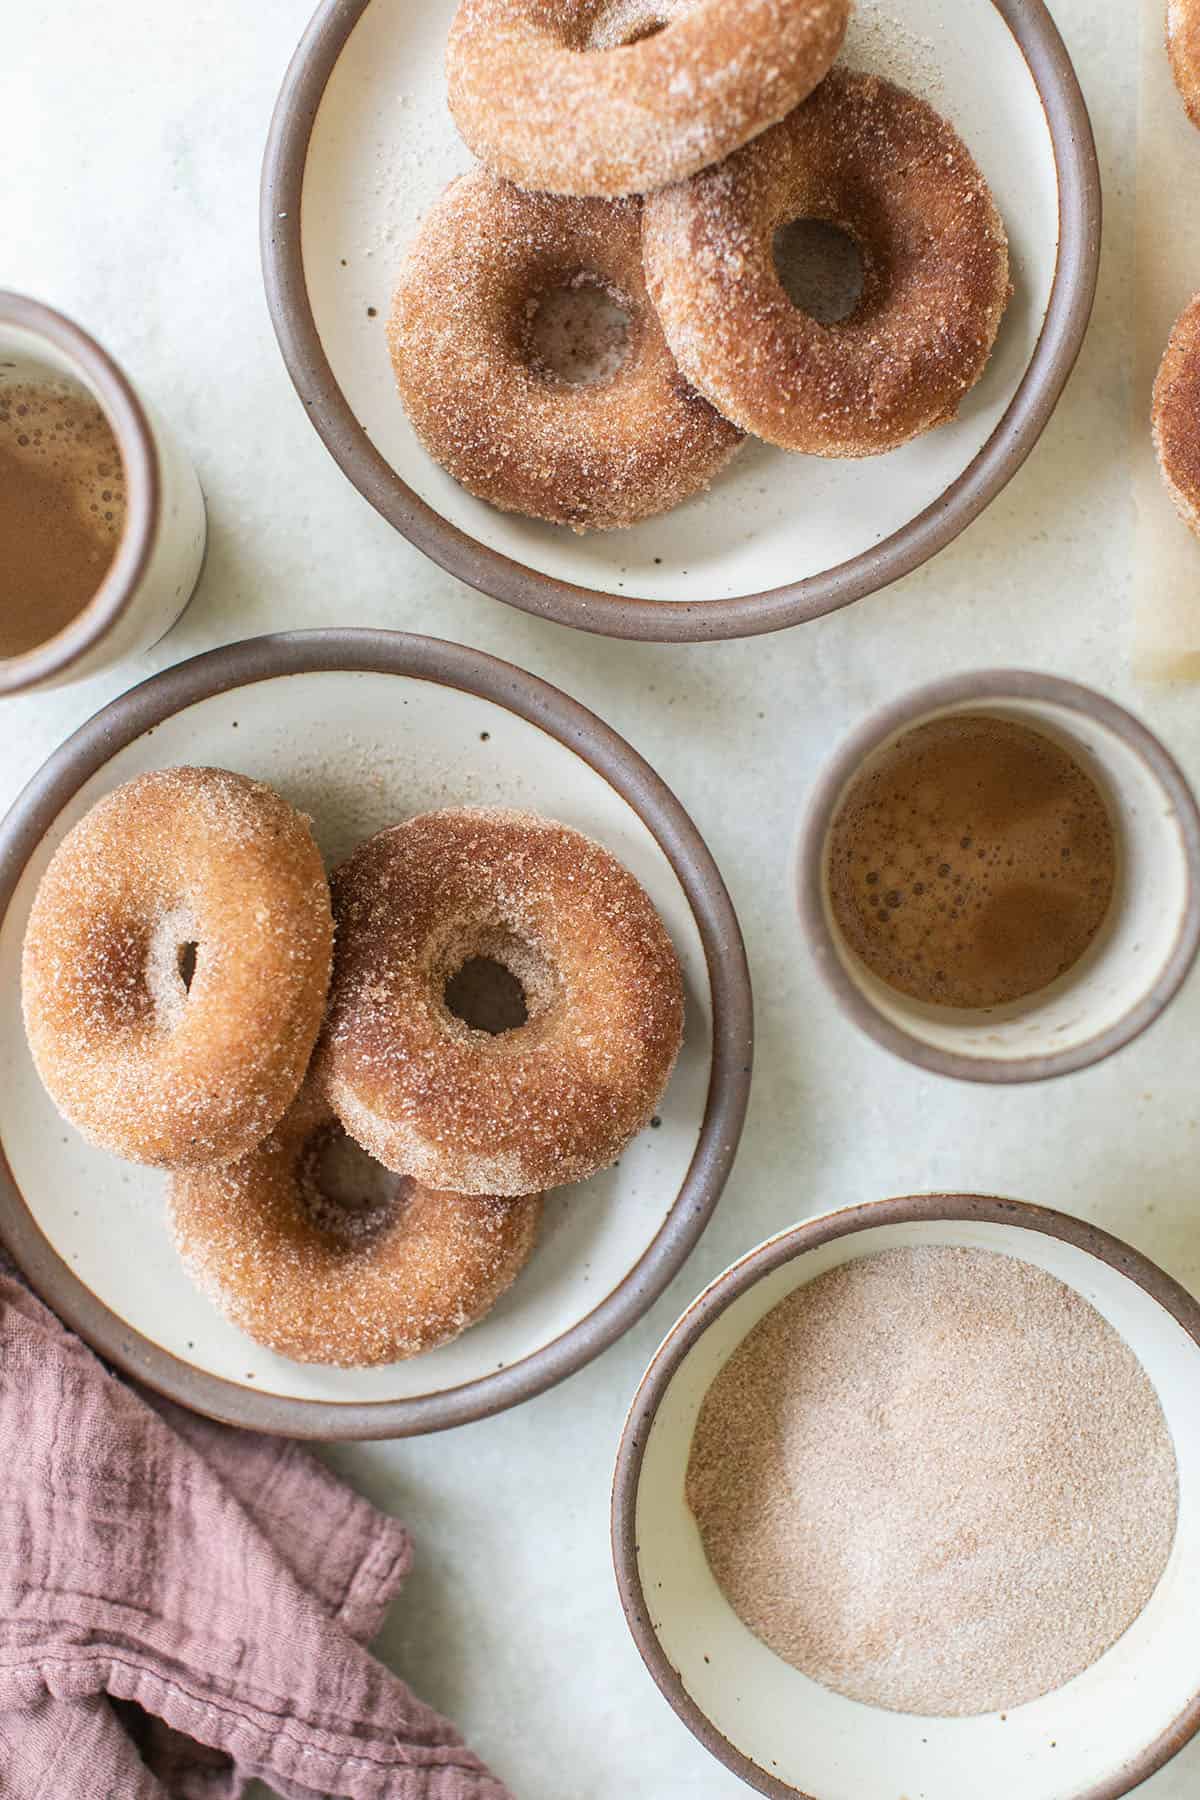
left=827, top=714, right=1117, bottom=1009
left=0, top=379, right=127, bottom=659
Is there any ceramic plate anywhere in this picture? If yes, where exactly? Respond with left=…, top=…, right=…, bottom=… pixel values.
left=613, top=1197, right=1200, bottom=1800
left=261, top=0, right=1100, bottom=640
left=0, top=631, right=752, bottom=1438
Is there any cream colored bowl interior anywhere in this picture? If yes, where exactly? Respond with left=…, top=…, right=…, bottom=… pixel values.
left=0, top=668, right=712, bottom=1406
left=298, top=0, right=1059, bottom=604
left=633, top=1214, right=1200, bottom=1800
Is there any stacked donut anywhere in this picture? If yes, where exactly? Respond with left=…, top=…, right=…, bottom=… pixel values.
left=387, top=0, right=1012, bottom=531
left=21, top=773, right=683, bottom=1367
left=1155, top=1, right=1200, bottom=537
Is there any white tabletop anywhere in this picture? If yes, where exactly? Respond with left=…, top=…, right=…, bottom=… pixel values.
left=4, top=4, right=1197, bottom=1796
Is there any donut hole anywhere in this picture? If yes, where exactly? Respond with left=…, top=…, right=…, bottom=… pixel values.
left=146, top=906, right=203, bottom=1029
left=299, top=1124, right=406, bottom=1248
left=773, top=218, right=866, bottom=325
left=177, top=941, right=199, bottom=992
left=526, top=276, right=633, bottom=388
left=585, top=2, right=673, bottom=49
left=445, top=956, right=530, bottom=1036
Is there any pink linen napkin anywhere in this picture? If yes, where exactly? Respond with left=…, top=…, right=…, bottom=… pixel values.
left=0, top=1254, right=511, bottom=1800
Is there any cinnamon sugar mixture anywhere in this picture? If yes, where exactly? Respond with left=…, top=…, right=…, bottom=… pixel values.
left=687, top=1247, right=1178, bottom=1717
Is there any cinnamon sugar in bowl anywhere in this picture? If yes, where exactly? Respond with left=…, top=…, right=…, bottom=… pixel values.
left=613, top=1195, right=1200, bottom=1800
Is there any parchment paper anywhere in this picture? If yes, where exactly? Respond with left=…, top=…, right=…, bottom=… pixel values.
left=1133, top=0, right=1200, bottom=679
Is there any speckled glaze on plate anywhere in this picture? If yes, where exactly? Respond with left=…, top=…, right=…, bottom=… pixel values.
left=613, top=1195, right=1200, bottom=1800
left=0, top=631, right=752, bottom=1439
left=261, top=0, right=1100, bottom=640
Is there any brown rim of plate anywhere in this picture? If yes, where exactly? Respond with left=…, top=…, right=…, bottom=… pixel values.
left=0, top=291, right=160, bottom=696
left=795, top=669, right=1200, bottom=1084
left=258, top=0, right=1101, bottom=644
left=611, top=1191, right=1200, bottom=1800
left=0, top=629, right=753, bottom=1439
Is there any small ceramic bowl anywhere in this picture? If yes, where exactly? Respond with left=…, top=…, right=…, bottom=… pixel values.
left=0, top=292, right=206, bottom=697
left=796, top=671, right=1200, bottom=1083
left=612, top=1194, right=1200, bottom=1800
left=260, top=0, right=1100, bottom=641
left=0, top=630, right=752, bottom=1438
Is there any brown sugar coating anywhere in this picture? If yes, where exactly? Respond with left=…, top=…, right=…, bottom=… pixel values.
left=643, top=70, right=1012, bottom=456
left=388, top=170, right=742, bottom=532
left=1153, top=292, right=1200, bottom=538
left=320, top=807, right=685, bottom=1196
left=22, top=768, right=333, bottom=1169
left=170, top=1082, right=542, bottom=1367
left=1169, top=0, right=1200, bottom=127
left=827, top=715, right=1117, bottom=1010
left=446, top=0, right=850, bottom=199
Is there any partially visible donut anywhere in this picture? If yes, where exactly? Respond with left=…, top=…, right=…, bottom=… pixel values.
left=1169, top=0, right=1200, bottom=128
left=1153, top=293, right=1200, bottom=537
left=388, top=170, right=742, bottom=531
left=446, top=0, right=850, bottom=199
left=320, top=807, right=685, bottom=1196
left=170, top=1083, right=541, bottom=1367
left=642, top=70, right=1011, bottom=457
left=22, top=767, right=333, bottom=1169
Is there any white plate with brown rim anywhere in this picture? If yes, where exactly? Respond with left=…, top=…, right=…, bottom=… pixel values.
left=261, top=0, right=1100, bottom=641
left=612, top=1194, right=1200, bottom=1800
left=0, top=630, right=752, bottom=1439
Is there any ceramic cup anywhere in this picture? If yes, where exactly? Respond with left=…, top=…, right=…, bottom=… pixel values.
left=796, top=671, right=1200, bottom=1083
left=0, top=291, right=206, bottom=697
left=612, top=1194, right=1200, bottom=1800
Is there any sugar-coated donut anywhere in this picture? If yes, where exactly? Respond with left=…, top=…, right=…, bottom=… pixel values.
left=642, top=70, right=1011, bottom=457
left=388, top=170, right=742, bottom=531
left=321, top=807, right=685, bottom=1196
left=446, top=0, right=850, bottom=200
left=170, top=1083, right=541, bottom=1367
left=1153, top=293, right=1200, bottom=537
left=1169, top=0, right=1200, bottom=127
left=22, top=768, right=333, bottom=1170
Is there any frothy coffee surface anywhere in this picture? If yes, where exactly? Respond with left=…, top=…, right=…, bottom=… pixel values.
left=827, top=715, right=1116, bottom=1008
left=0, top=380, right=126, bottom=659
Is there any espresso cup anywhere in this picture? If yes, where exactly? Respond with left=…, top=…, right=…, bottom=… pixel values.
left=0, top=291, right=206, bottom=697
left=797, top=671, right=1200, bottom=1082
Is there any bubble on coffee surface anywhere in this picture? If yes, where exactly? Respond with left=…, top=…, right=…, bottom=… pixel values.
left=827, top=715, right=1117, bottom=1009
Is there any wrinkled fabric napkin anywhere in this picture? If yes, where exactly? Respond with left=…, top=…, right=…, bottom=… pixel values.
left=0, top=1254, right=510, bottom=1800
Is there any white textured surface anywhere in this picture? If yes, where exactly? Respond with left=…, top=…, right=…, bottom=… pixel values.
left=3, top=3, right=1198, bottom=1797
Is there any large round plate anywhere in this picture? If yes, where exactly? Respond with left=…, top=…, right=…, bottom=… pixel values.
left=261, top=0, right=1100, bottom=641
left=0, top=631, right=752, bottom=1438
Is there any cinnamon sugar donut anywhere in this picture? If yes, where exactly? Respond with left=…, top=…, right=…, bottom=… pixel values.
left=22, top=768, right=333, bottom=1170
left=1169, top=0, right=1200, bottom=127
left=642, top=70, right=1012, bottom=457
left=170, top=1083, right=541, bottom=1367
left=321, top=807, right=685, bottom=1196
left=1153, top=293, right=1200, bottom=537
left=388, top=170, right=742, bottom=532
left=446, top=0, right=850, bottom=199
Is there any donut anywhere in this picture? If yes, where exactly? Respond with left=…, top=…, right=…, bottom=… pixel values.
left=642, top=70, right=1012, bottom=457
left=446, top=0, right=850, bottom=199
left=22, top=767, right=333, bottom=1170
left=1169, top=0, right=1200, bottom=127
left=320, top=807, right=685, bottom=1196
left=170, top=1083, right=542, bottom=1367
left=1153, top=293, right=1200, bottom=537
left=388, top=170, right=742, bottom=531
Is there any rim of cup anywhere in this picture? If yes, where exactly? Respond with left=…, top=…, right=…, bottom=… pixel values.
left=0, top=290, right=159, bottom=698
left=795, top=670, right=1200, bottom=1084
